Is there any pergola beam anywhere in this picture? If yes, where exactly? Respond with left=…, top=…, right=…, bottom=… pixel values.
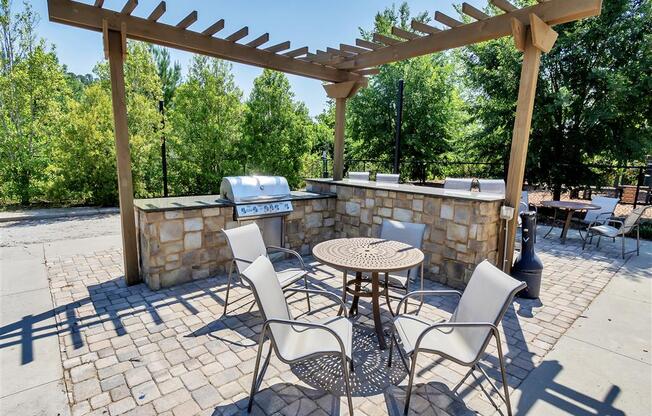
left=338, top=0, right=602, bottom=70
left=283, top=46, right=308, bottom=58
left=462, top=3, right=490, bottom=21
left=147, top=1, right=166, bottom=22
left=225, top=26, right=248, bottom=42
left=411, top=20, right=440, bottom=35
left=246, top=33, right=269, bottom=48
left=391, top=26, right=420, bottom=40
left=121, top=0, right=137, bottom=15
left=434, top=11, right=463, bottom=28
left=491, top=0, right=518, bottom=13
left=265, top=41, right=291, bottom=54
left=355, top=38, right=383, bottom=50
left=373, top=33, right=401, bottom=46
left=176, top=11, right=197, bottom=30
left=47, top=0, right=364, bottom=83
left=202, top=19, right=225, bottom=36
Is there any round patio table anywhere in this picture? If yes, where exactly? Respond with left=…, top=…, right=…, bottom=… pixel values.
left=312, top=237, right=424, bottom=349
left=541, top=200, right=601, bottom=243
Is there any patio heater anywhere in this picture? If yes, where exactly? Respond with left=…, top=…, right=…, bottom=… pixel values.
left=512, top=211, right=543, bottom=299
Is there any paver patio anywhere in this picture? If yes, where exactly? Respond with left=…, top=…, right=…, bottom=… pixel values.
left=21, top=227, right=632, bottom=416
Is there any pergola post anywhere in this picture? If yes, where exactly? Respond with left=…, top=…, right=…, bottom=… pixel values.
left=107, top=29, right=140, bottom=285
left=323, top=81, right=366, bottom=180
left=500, top=15, right=558, bottom=271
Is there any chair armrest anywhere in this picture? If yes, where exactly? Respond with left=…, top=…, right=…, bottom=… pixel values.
left=267, top=246, right=306, bottom=269
left=414, top=321, right=497, bottom=353
left=284, top=288, right=348, bottom=317
left=395, top=290, right=462, bottom=316
left=261, top=318, right=348, bottom=357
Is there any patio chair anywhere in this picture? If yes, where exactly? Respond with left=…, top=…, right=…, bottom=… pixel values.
left=582, top=206, right=651, bottom=259
left=243, top=256, right=354, bottom=415
left=379, top=219, right=426, bottom=311
left=389, top=260, right=526, bottom=416
left=348, top=171, right=370, bottom=181
left=478, top=179, right=506, bottom=195
left=577, top=196, right=619, bottom=240
left=222, top=223, right=310, bottom=316
left=376, top=173, right=400, bottom=183
left=443, top=177, right=473, bottom=191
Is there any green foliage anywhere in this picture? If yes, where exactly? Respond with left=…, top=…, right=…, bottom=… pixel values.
left=462, top=0, right=652, bottom=194
left=151, top=46, right=181, bottom=108
left=0, top=0, right=71, bottom=204
left=242, top=69, right=313, bottom=188
left=347, top=3, right=466, bottom=180
left=168, top=57, right=244, bottom=195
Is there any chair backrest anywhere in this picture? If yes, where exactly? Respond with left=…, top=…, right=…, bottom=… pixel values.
left=584, top=196, right=619, bottom=224
left=444, top=178, right=473, bottom=191
left=622, top=206, right=650, bottom=233
left=348, top=171, right=370, bottom=181
left=478, top=179, right=506, bottom=195
left=519, top=191, right=529, bottom=214
left=452, top=260, right=525, bottom=360
left=240, top=256, right=291, bottom=342
left=380, top=219, right=426, bottom=279
left=222, top=223, right=267, bottom=274
left=376, top=173, right=400, bottom=184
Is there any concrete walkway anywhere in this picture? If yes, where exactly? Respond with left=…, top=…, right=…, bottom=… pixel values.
left=0, top=206, right=119, bottom=223
left=508, top=239, right=652, bottom=415
left=0, top=233, right=122, bottom=416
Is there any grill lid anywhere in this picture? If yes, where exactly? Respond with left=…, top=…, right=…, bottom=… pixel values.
left=220, top=176, right=291, bottom=203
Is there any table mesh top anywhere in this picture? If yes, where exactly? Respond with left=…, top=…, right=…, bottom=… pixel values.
left=312, top=238, right=424, bottom=272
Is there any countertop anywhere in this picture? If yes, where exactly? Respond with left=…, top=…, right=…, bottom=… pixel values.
left=134, top=190, right=335, bottom=212
left=306, top=178, right=505, bottom=202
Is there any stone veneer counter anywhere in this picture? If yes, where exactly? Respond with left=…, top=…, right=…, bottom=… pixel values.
left=134, top=191, right=336, bottom=290
left=305, top=178, right=504, bottom=288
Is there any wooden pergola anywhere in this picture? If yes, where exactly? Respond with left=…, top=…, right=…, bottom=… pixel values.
left=47, top=0, right=602, bottom=284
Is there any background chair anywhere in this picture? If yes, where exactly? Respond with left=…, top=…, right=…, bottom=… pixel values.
left=222, top=223, right=310, bottom=315
left=443, top=177, right=473, bottom=191
left=242, top=256, right=354, bottom=415
left=583, top=206, right=650, bottom=258
left=389, top=260, right=525, bottom=416
left=478, top=179, right=506, bottom=195
left=376, top=173, right=400, bottom=183
left=348, top=171, right=370, bottom=181
left=379, top=219, right=426, bottom=311
left=577, top=196, right=619, bottom=240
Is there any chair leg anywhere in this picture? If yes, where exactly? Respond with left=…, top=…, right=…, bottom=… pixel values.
left=403, top=352, right=419, bottom=415
left=621, top=234, right=626, bottom=259
left=582, top=231, right=589, bottom=250
left=341, top=354, right=354, bottom=416
left=223, top=261, right=235, bottom=317
left=493, top=329, right=513, bottom=416
left=248, top=334, right=272, bottom=413
left=303, top=275, right=311, bottom=312
left=419, top=263, right=425, bottom=309
left=597, top=236, right=601, bottom=248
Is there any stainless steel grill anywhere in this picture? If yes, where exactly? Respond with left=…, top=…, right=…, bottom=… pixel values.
left=220, top=176, right=294, bottom=219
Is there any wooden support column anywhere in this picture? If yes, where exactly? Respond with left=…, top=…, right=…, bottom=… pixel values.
left=500, top=15, right=557, bottom=272
left=323, top=80, right=367, bottom=180
left=107, top=29, right=140, bottom=285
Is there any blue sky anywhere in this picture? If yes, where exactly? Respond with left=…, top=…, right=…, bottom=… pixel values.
left=29, top=0, right=484, bottom=117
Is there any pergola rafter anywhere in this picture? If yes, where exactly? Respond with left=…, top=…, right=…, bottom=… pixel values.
left=47, top=0, right=602, bottom=284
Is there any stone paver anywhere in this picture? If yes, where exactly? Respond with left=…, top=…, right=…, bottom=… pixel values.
left=10, top=228, right=638, bottom=415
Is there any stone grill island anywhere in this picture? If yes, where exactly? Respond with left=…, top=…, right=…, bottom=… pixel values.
left=135, top=179, right=504, bottom=290
left=305, top=179, right=504, bottom=288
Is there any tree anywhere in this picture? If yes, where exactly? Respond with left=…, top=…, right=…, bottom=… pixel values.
left=168, top=57, right=243, bottom=195
left=0, top=1, right=71, bottom=204
left=461, top=0, right=652, bottom=198
left=242, top=69, right=313, bottom=188
left=50, top=41, right=163, bottom=204
left=151, top=45, right=181, bottom=109
left=347, top=3, right=466, bottom=180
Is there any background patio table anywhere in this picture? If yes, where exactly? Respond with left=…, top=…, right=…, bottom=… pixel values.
left=542, top=200, right=601, bottom=243
left=312, top=237, right=424, bottom=349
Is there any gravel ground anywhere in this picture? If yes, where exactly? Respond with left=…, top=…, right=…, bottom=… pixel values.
left=0, top=213, right=121, bottom=247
